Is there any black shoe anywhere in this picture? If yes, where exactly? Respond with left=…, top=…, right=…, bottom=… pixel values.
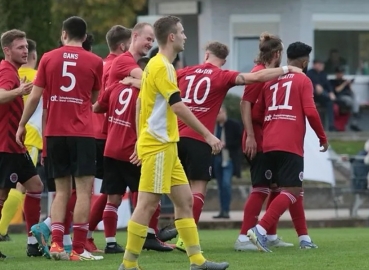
left=0, top=234, right=11, bottom=241
left=143, top=234, right=173, bottom=252
left=157, top=225, right=178, bottom=242
left=26, top=243, right=43, bottom=257
left=0, top=251, right=6, bottom=260
left=104, top=242, right=125, bottom=254
left=212, top=212, right=230, bottom=219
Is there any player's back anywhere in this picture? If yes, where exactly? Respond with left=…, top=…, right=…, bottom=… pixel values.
left=103, top=83, right=139, bottom=161
left=138, top=53, right=179, bottom=154
left=262, top=72, right=311, bottom=156
left=40, top=46, right=102, bottom=137
left=177, top=62, right=238, bottom=142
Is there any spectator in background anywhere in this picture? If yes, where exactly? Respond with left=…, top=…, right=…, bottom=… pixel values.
left=324, top=49, right=347, bottom=74
left=149, top=46, right=184, bottom=69
left=307, top=59, right=336, bottom=131
left=213, top=106, right=242, bottom=219
left=329, top=66, right=361, bottom=131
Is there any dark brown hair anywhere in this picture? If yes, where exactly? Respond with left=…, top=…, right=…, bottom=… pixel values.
left=106, top=25, right=131, bottom=51
left=27, top=39, right=36, bottom=53
left=254, top=32, right=283, bottom=65
left=1, top=29, right=26, bottom=48
left=205, top=41, right=229, bottom=60
left=153, top=16, right=181, bottom=46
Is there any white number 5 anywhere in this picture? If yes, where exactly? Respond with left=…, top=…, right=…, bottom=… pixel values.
left=60, top=61, right=76, bottom=92
left=115, top=88, right=133, bottom=115
left=268, top=81, right=293, bottom=111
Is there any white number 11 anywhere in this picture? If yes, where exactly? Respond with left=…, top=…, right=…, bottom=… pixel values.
left=268, top=81, right=293, bottom=111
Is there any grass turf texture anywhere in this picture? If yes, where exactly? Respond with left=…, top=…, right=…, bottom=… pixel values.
left=1, top=228, right=369, bottom=269
left=329, top=140, right=366, bottom=156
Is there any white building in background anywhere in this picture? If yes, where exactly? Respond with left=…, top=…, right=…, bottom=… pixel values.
left=140, top=0, right=369, bottom=102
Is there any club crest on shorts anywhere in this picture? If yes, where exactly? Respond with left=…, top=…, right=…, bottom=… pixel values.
left=265, top=170, right=272, bottom=180
left=209, top=166, right=212, bottom=177
left=9, top=173, right=18, bottom=183
left=299, top=171, right=304, bottom=181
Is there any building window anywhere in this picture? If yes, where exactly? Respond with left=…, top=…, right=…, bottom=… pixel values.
left=235, top=38, right=260, bottom=72
left=314, top=30, right=369, bottom=75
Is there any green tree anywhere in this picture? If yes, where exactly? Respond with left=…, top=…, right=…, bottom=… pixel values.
left=51, top=0, right=147, bottom=45
left=0, top=0, right=54, bottom=59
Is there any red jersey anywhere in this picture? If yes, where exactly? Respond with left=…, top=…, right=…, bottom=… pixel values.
left=34, top=46, right=103, bottom=137
left=41, top=91, right=48, bottom=158
left=99, top=83, right=139, bottom=162
left=258, top=73, right=327, bottom=157
left=106, top=51, right=139, bottom=86
left=0, top=60, right=25, bottom=153
left=241, top=64, right=265, bottom=152
left=177, top=63, right=239, bottom=143
left=92, top=53, right=117, bottom=140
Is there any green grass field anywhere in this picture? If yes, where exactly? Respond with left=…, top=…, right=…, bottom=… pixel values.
left=1, top=228, right=369, bottom=270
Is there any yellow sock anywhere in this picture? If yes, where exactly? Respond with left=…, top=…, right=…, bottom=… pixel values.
left=0, top=189, right=24, bottom=235
left=122, top=220, right=148, bottom=268
left=175, top=218, right=206, bottom=266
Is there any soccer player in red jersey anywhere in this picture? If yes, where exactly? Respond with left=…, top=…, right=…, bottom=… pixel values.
left=0, top=29, right=44, bottom=258
left=236, top=33, right=294, bottom=251
left=31, top=37, right=95, bottom=259
left=247, top=42, right=328, bottom=252
left=17, top=16, right=104, bottom=261
left=92, top=59, right=144, bottom=254
left=107, top=22, right=154, bottom=87
left=172, top=41, right=303, bottom=251
left=86, top=25, right=132, bottom=254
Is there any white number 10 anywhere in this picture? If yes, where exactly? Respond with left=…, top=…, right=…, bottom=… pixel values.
left=268, top=81, right=292, bottom=111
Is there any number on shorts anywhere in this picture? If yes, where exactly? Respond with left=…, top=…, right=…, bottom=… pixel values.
left=268, top=81, right=293, bottom=111
left=115, top=88, right=133, bottom=115
left=182, top=75, right=211, bottom=105
left=60, top=61, right=77, bottom=92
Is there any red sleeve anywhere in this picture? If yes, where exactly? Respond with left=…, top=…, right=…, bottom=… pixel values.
left=33, top=54, right=47, bottom=88
left=0, top=68, right=18, bottom=90
left=221, top=70, right=239, bottom=89
left=98, top=86, right=111, bottom=111
left=301, top=77, right=327, bottom=144
left=119, top=55, right=139, bottom=77
left=93, top=59, right=103, bottom=91
left=242, top=82, right=263, bottom=103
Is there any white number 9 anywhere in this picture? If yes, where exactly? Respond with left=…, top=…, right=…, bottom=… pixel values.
left=115, top=88, right=133, bottom=115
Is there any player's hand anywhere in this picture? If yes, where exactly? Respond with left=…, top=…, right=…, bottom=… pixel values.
left=17, top=77, right=33, bottom=96
left=15, top=125, right=26, bottom=148
left=130, top=143, right=141, bottom=166
left=287, top=66, right=303, bottom=74
left=244, top=135, right=257, bottom=160
left=41, top=157, right=45, bottom=166
left=204, top=133, right=224, bottom=155
left=320, top=142, right=329, bottom=152
left=120, top=77, right=133, bottom=86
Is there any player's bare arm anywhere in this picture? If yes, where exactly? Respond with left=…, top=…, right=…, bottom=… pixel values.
left=130, top=68, right=143, bottom=80
left=92, top=102, right=107, bottom=113
left=121, top=77, right=141, bottom=89
left=170, top=93, right=223, bottom=154
left=41, top=107, right=47, bottom=166
left=16, top=85, right=44, bottom=146
left=240, top=100, right=257, bottom=158
left=129, top=97, right=141, bottom=166
left=0, top=78, right=33, bottom=104
left=235, top=66, right=303, bottom=85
